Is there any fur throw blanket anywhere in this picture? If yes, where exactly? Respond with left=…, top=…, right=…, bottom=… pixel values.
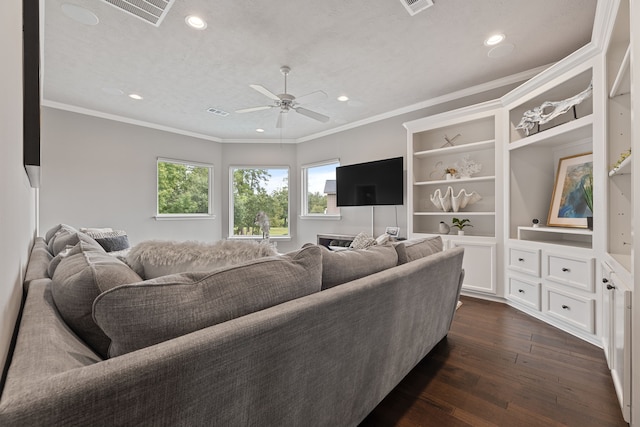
left=126, top=239, right=278, bottom=279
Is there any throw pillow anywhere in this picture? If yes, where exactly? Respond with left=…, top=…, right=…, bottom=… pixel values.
left=349, top=232, right=376, bottom=249
left=126, top=239, right=279, bottom=279
left=319, top=244, right=398, bottom=290
left=47, top=224, right=100, bottom=257
left=394, top=236, right=443, bottom=265
left=84, top=230, right=130, bottom=252
left=94, top=245, right=322, bottom=357
left=51, top=240, right=143, bottom=358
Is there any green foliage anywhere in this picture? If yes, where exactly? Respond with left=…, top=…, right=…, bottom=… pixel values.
left=307, top=192, right=327, bottom=214
left=582, top=173, right=593, bottom=213
left=158, top=162, right=209, bottom=214
left=232, top=168, right=289, bottom=236
left=451, top=217, right=472, bottom=230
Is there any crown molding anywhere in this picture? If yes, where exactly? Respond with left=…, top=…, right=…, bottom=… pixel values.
left=41, top=100, right=223, bottom=143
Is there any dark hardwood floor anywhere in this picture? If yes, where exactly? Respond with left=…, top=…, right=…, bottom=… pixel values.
left=360, top=296, right=628, bottom=427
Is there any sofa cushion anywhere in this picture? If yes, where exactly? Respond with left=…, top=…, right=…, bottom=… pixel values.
left=394, top=236, right=443, bottom=265
left=47, top=224, right=100, bottom=257
left=94, top=245, right=322, bottom=357
left=51, top=240, right=143, bottom=358
left=23, top=238, right=53, bottom=287
left=319, top=244, right=398, bottom=290
left=126, top=239, right=278, bottom=279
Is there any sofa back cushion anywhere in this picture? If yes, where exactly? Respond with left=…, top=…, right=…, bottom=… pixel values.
left=47, top=224, right=100, bottom=257
left=319, top=244, right=398, bottom=290
left=394, top=236, right=443, bottom=265
left=126, top=239, right=279, bottom=279
left=94, top=245, right=322, bottom=357
left=51, top=241, right=143, bottom=358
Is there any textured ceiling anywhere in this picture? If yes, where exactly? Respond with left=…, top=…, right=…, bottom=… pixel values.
left=43, top=0, right=598, bottom=141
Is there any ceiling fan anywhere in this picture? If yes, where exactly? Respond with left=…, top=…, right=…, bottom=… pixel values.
left=236, top=66, right=330, bottom=129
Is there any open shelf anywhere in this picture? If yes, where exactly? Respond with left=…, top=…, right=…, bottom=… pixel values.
left=414, top=139, right=495, bottom=158
left=508, top=114, right=593, bottom=151
left=415, top=175, right=495, bottom=186
left=609, top=44, right=630, bottom=98
left=609, top=153, right=631, bottom=176
left=414, top=212, right=495, bottom=216
left=517, top=226, right=592, bottom=249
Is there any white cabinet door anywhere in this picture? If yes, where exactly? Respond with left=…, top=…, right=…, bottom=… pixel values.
left=448, top=239, right=497, bottom=295
left=609, top=273, right=632, bottom=422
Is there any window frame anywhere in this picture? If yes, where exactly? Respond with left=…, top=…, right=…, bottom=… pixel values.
left=300, top=158, right=341, bottom=219
left=228, top=165, right=291, bottom=240
left=155, top=157, right=214, bottom=220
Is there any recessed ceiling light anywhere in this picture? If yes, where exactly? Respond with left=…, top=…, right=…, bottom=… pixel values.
left=256, top=128, right=265, bottom=133
left=61, top=3, right=99, bottom=25
left=337, top=95, right=349, bottom=102
left=484, top=33, right=505, bottom=46
left=128, top=93, right=143, bottom=100
left=185, top=15, right=207, bottom=30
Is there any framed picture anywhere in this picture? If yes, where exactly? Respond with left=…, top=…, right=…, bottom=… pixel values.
left=385, top=226, right=400, bottom=237
left=547, top=152, right=593, bottom=228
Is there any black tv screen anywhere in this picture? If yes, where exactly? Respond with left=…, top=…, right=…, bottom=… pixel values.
left=336, top=157, right=404, bottom=206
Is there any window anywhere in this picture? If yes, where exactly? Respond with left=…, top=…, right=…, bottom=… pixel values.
left=157, top=158, right=213, bottom=217
left=301, top=159, right=340, bottom=217
left=230, top=167, right=289, bottom=237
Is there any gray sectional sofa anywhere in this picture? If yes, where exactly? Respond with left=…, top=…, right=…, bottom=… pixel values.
left=0, top=226, right=464, bottom=426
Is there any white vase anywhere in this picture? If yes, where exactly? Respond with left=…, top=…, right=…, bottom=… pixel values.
left=446, top=173, right=454, bottom=180
left=457, top=230, right=464, bottom=236
left=438, top=221, right=450, bottom=234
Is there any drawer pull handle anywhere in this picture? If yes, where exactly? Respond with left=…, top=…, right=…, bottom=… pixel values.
left=518, top=289, right=525, bottom=293
left=606, top=284, right=616, bottom=290
left=561, top=268, right=570, bottom=272
left=561, top=305, right=569, bottom=310
left=518, top=258, right=524, bottom=262
left=602, top=278, right=609, bottom=283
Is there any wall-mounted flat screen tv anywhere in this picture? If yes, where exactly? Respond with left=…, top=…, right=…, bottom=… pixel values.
left=336, top=157, right=404, bottom=206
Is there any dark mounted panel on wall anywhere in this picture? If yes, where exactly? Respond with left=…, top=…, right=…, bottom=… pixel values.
left=23, top=0, right=40, bottom=188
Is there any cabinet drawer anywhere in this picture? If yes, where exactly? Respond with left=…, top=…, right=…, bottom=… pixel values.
left=546, top=288, right=595, bottom=333
left=545, top=253, right=594, bottom=292
left=508, top=276, right=540, bottom=310
left=508, top=247, right=540, bottom=276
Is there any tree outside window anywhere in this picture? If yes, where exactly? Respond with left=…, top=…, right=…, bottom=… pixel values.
left=301, top=160, right=340, bottom=216
left=231, top=167, right=289, bottom=237
left=157, top=158, right=213, bottom=216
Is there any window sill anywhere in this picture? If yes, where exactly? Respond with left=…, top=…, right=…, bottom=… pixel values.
left=299, top=215, right=342, bottom=221
left=228, top=235, right=291, bottom=241
left=154, top=214, right=216, bottom=221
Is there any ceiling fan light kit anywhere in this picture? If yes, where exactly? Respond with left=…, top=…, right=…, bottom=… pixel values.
left=236, top=66, right=330, bottom=129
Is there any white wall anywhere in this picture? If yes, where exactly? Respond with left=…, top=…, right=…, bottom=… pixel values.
left=40, top=108, right=223, bottom=244
left=0, top=0, right=38, bottom=374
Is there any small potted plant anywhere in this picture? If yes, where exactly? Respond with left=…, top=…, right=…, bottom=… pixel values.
left=451, top=217, right=472, bottom=235
left=582, top=173, right=593, bottom=230
left=444, top=167, right=457, bottom=180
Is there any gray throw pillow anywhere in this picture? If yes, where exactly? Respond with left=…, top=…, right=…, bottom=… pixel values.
left=85, top=230, right=131, bottom=252
left=51, top=241, right=143, bottom=358
left=319, top=244, right=398, bottom=290
left=94, top=245, right=322, bottom=357
left=394, top=236, right=443, bottom=265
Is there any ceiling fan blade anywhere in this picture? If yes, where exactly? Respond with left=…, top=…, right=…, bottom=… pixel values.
left=235, top=105, right=272, bottom=113
left=276, top=111, right=288, bottom=128
left=295, top=90, right=327, bottom=105
left=294, top=106, right=330, bottom=123
left=250, top=84, right=281, bottom=101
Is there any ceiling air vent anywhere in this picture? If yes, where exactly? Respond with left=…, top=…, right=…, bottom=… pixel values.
left=399, top=0, right=434, bottom=16
left=207, top=107, right=230, bottom=117
left=101, top=0, right=175, bottom=26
